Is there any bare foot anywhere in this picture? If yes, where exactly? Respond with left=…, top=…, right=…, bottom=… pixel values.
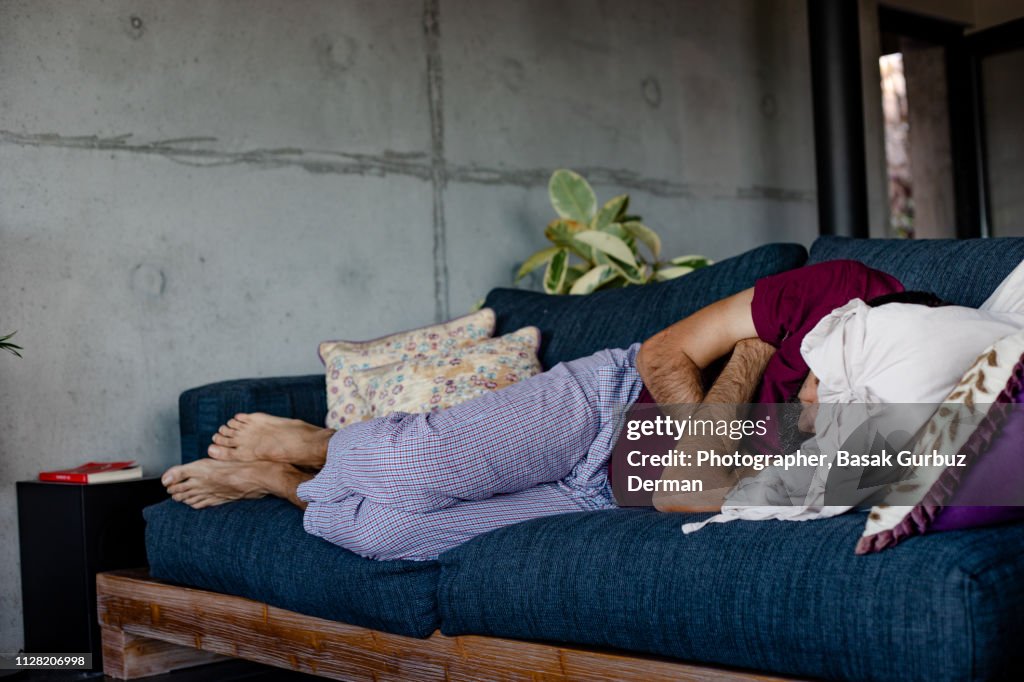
left=161, top=458, right=313, bottom=509
left=207, top=412, right=334, bottom=467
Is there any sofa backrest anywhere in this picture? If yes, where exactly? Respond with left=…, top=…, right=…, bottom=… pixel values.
left=486, top=237, right=1024, bottom=369
left=484, top=243, right=808, bottom=369
left=808, top=236, right=1024, bottom=308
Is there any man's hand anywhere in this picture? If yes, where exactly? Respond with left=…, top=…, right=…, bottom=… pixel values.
left=652, top=338, right=776, bottom=512
left=703, top=338, right=776, bottom=405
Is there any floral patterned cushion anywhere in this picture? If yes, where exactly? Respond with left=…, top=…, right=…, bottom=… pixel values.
left=351, top=327, right=542, bottom=418
left=319, top=309, right=496, bottom=429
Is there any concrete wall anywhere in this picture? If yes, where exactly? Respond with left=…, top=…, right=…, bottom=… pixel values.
left=0, top=0, right=817, bottom=650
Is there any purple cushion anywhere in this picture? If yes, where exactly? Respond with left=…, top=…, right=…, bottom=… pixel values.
left=857, top=349, right=1024, bottom=554
left=930, top=389, right=1024, bottom=532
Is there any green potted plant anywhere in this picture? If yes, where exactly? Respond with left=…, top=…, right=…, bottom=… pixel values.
left=1, top=330, right=22, bottom=357
left=516, top=169, right=711, bottom=294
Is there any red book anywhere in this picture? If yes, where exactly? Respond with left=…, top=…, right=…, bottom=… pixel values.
left=38, top=461, right=143, bottom=484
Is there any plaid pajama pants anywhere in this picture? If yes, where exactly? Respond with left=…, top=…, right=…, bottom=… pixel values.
left=297, top=343, right=644, bottom=561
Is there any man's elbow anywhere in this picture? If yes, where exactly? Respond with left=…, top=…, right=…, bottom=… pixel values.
left=636, top=340, right=652, bottom=379
left=636, top=333, right=667, bottom=380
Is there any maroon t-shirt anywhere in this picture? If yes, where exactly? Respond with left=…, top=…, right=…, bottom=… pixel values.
left=612, top=260, right=903, bottom=503
left=750, top=259, right=904, bottom=403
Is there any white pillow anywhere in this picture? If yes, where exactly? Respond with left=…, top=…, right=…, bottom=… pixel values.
left=981, top=258, right=1024, bottom=313
left=802, top=299, right=1024, bottom=405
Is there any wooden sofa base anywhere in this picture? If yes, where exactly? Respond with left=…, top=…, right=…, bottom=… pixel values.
left=97, top=569, right=800, bottom=681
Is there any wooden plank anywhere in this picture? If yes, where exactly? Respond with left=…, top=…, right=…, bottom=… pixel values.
left=101, top=625, right=225, bottom=679
left=97, top=569, right=802, bottom=682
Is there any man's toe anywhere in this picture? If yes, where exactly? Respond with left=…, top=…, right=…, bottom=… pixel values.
left=161, top=466, right=186, bottom=487
left=167, top=480, right=194, bottom=495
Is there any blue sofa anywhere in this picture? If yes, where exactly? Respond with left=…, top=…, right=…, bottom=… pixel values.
left=145, top=236, right=1024, bottom=681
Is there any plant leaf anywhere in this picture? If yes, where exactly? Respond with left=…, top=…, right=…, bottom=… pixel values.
left=591, top=194, right=629, bottom=231
left=654, top=265, right=695, bottom=281
left=606, top=256, right=647, bottom=284
left=574, top=230, right=637, bottom=267
left=599, top=221, right=629, bottom=238
left=599, top=276, right=630, bottom=290
left=543, top=248, right=569, bottom=294
left=544, top=219, right=593, bottom=261
left=569, top=264, right=616, bottom=295
left=544, top=218, right=587, bottom=241
left=593, top=224, right=636, bottom=259
left=548, top=169, right=597, bottom=223
left=622, top=221, right=661, bottom=260
left=0, top=331, right=22, bottom=357
left=564, top=263, right=590, bottom=288
left=515, top=246, right=561, bottom=281
left=669, top=254, right=713, bottom=268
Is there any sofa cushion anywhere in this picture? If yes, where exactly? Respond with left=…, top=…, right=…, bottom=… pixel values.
left=484, top=242, right=807, bottom=368
left=436, top=509, right=1024, bottom=682
left=809, top=236, right=1024, bottom=307
left=351, top=326, right=542, bottom=418
left=144, top=498, right=440, bottom=638
left=320, top=308, right=497, bottom=430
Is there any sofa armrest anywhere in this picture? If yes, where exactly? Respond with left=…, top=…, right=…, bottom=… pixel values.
left=178, top=375, right=327, bottom=465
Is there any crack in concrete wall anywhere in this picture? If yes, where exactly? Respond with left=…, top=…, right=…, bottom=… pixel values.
left=449, top=164, right=706, bottom=200
left=0, top=130, right=434, bottom=180
left=736, top=185, right=817, bottom=203
left=423, top=0, right=449, bottom=322
left=0, top=130, right=816, bottom=204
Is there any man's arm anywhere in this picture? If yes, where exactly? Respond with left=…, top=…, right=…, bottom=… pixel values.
left=636, top=287, right=760, bottom=405
left=652, top=337, right=776, bottom=512
left=701, top=337, right=775, bottom=405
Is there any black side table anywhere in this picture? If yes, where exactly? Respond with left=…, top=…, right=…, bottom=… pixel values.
left=16, top=477, right=169, bottom=671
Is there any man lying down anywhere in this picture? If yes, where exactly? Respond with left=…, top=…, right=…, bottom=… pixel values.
left=160, top=259, right=1024, bottom=561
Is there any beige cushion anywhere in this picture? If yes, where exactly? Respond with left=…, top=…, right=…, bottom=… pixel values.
left=320, top=309, right=496, bottom=429
left=351, top=326, right=541, bottom=418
